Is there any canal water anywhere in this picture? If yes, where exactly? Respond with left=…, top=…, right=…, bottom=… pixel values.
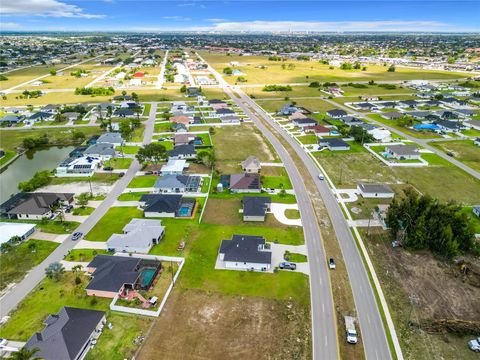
left=0, top=146, right=74, bottom=203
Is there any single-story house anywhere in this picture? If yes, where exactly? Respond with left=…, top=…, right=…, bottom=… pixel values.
left=218, top=235, right=272, bottom=271
left=56, top=156, right=102, bottom=177
left=381, top=111, right=402, bottom=120
left=62, top=112, right=81, bottom=121
left=215, top=108, right=235, bottom=117
left=435, top=110, right=458, bottom=120
left=106, top=219, right=164, bottom=253
left=28, top=111, right=53, bottom=122
left=0, top=192, right=74, bottom=220
left=0, top=222, right=36, bottom=245
left=304, top=125, right=331, bottom=136
left=41, top=104, right=61, bottom=113
left=241, top=156, right=261, bottom=173
left=376, top=101, right=397, bottom=109
left=464, top=119, right=480, bottom=130
left=25, top=307, right=106, bottom=360
left=228, top=173, right=261, bottom=193
left=357, top=183, right=395, bottom=198
left=292, top=117, right=317, bottom=128
left=398, top=100, right=418, bottom=109
left=97, top=132, right=124, bottom=147
left=318, top=138, right=350, bottom=151
left=406, top=111, right=430, bottom=119
left=473, top=206, right=480, bottom=218
left=172, top=123, right=188, bottom=132
left=221, top=115, right=241, bottom=123
left=83, top=143, right=116, bottom=161
left=385, top=144, right=420, bottom=160
left=170, top=115, right=192, bottom=125
left=140, top=194, right=196, bottom=218
left=369, top=128, right=392, bottom=143
left=0, top=115, right=25, bottom=124
left=153, top=174, right=202, bottom=193
left=435, top=119, right=465, bottom=133
left=278, top=103, right=299, bottom=115
left=114, top=108, right=135, bottom=117
left=326, top=109, right=348, bottom=118
left=209, top=99, right=229, bottom=110
left=85, top=255, right=161, bottom=298
left=341, top=116, right=364, bottom=126
left=355, top=102, right=377, bottom=111
left=454, top=109, right=476, bottom=118
left=168, top=144, right=196, bottom=160
left=174, top=133, right=194, bottom=146
left=242, top=196, right=271, bottom=222
left=161, top=159, right=188, bottom=175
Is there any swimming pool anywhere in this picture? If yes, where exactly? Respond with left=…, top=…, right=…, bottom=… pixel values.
left=414, top=124, right=439, bottom=130
left=139, top=268, right=157, bottom=288
left=178, top=206, right=191, bottom=216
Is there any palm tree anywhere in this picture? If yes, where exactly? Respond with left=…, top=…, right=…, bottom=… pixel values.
left=11, top=347, right=41, bottom=360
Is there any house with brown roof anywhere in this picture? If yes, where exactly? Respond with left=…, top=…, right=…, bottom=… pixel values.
left=170, top=116, right=192, bottom=125
left=228, top=173, right=261, bottom=193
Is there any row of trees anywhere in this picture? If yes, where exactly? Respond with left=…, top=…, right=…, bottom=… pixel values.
left=74, top=86, right=115, bottom=96
left=385, top=189, right=477, bottom=259
left=262, top=84, right=292, bottom=92
left=18, top=170, right=51, bottom=192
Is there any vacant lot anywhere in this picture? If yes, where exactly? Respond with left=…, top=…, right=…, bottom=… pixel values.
left=200, top=51, right=471, bottom=85
left=138, top=289, right=311, bottom=360
left=85, top=207, right=143, bottom=241
left=313, top=150, right=480, bottom=204
left=362, top=228, right=480, bottom=360
left=0, top=63, right=68, bottom=90
left=431, top=140, right=480, bottom=172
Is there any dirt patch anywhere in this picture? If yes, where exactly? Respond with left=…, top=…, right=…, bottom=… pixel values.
left=137, top=289, right=311, bottom=360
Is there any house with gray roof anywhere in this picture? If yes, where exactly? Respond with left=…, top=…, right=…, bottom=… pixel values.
left=83, top=143, right=116, bottom=160
left=318, top=138, right=350, bottom=151
left=1, top=192, right=74, bottom=220
left=168, top=144, right=196, bottom=160
left=106, top=219, right=164, bottom=254
left=139, top=194, right=196, bottom=218
left=385, top=144, right=420, bottom=160
left=25, top=307, right=106, bottom=360
left=153, top=174, right=202, bottom=194
left=357, top=183, right=395, bottom=199
left=218, top=235, right=271, bottom=271
left=0, top=115, right=25, bottom=124
left=381, top=111, right=402, bottom=120
left=97, top=132, right=124, bottom=147
left=242, top=196, right=271, bottom=222
left=241, top=156, right=261, bottom=173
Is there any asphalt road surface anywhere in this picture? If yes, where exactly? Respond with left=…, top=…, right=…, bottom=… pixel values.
left=0, top=103, right=157, bottom=318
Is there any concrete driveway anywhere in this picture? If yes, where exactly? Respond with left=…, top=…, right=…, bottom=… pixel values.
left=335, top=188, right=359, bottom=203
left=270, top=203, right=302, bottom=226
left=271, top=243, right=309, bottom=275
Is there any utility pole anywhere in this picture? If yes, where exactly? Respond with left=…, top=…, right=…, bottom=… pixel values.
left=367, top=209, right=372, bottom=238
left=88, top=178, right=93, bottom=197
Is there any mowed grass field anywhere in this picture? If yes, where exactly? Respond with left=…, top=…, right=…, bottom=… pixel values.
left=431, top=140, right=480, bottom=172
left=0, top=63, right=69, bottom=90
left=200, top=51, right=472, bottom=84
left=256, top=98, right=334, bottom=113
left=313, top=146, right=480, bottom=204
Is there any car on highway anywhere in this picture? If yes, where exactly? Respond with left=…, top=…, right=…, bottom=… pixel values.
left=318, top=174, right=325, bottom=180
left=72, top=232, right=83, bottom=241
left=279, top=262, right=297, bottom=270
left=329, top=258, right=336, bottom=269
left=446, top=151, right=455, bottom=157
left=468, top=337, right=480, bottom=352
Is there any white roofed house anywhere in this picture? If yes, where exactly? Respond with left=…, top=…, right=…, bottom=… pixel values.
left=385, top=144, right=420, bottom=160
left=56, top=156, right=102, bottom=177
left=161, top=159, right=188, bottom=175
left=106, top=219, right=164, bottom=253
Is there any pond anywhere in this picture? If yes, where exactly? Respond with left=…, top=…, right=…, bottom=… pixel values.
left=0, top=146, right=74, bottom=203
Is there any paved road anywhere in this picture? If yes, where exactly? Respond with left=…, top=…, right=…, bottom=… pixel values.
left=201, top=57, right=339, bottom=360
left=324, top=98, right=480, bottom=180
left=240, top=89, right=394, bottom=360
left=0, top=103, right=157, bottom=318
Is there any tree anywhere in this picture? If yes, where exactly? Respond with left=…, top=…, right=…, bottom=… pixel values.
left=340, top=63, right=353, bottom=70
left=49, top=69, right=57, bottom=76
left=348, top=125, right=374, bottom=144
left=223, top=67, right=233, bottom=75
left=119, top=119, right=133, bottom=141
left=11, top=347, right=41, bottom=360
left=236, top=76, right=247, bottom=83
left=77, top=192, right=90, bottom=208
left=180, top=85, right=187, bottom=93
left=71, top=130, right=85, bottom=142
left=387, top=65, right=396, bottom=72
left=28, top=241, right=37, bottom=253
left=136, top=143, right=167, bottom=164
left=45, top=262, right=65, bottom=282
left=10, top=235, right=21, bottom=245
left=1, top=242, right=13, bottom=253
left=131, top=92, right=139, bottom=101
left=18, top=170, right=51, bottom=192
left=131, top=117, right=141, bottom=129
left=197, top=150, right=215, bottom=168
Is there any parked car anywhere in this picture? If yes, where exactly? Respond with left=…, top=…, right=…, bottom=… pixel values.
left=72, top=232, right=83, bottom=241
left=468, top=337, right=480, bottom=352
left=0, top=338, right=7, bottom=347
left=118, top=172, right=125, bottom=177
left=329, top=258, right=336, bottom=269
left=279, top=262, right=297, bottom=270
left=145, top=171, right=153, bottom=175
left=103, top=166, right=113, bottom=171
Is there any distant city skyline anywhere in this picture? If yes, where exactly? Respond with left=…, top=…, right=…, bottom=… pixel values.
left=1, top=0, right=480, bottom=33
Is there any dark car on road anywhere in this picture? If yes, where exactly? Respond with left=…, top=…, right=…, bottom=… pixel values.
left=72, top=232, right=83, bottom=241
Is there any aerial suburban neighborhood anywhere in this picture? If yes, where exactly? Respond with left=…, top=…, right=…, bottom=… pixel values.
left=0, top=1, right=479, bottom=360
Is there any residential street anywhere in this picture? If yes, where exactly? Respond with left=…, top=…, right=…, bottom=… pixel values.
left=0, top=103, right=157, bottom=318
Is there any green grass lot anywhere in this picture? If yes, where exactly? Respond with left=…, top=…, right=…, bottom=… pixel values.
left=117, top=191, right=149, bottom=201
left=103, top=157, right=133, bottom=169
left=340, top=84, right=413, bottom=97
left=0, top=150, right=16, bottom=167
left=200, top=51, right=472, bottom=85
left=284, top=209, right=301, bottom=220
left=209, top=189, right=297, bottom=204
left=462, top=128, right=480, bottom=137
left=212, top=124, right=278, bottom=173
left=142, top=103, right=151, bottom=116
left=195, top=132, right=212, bottom=147
left=0, top=127, right=102, bottom=152
left=430, top=140, right=480, bottom=172
left=72, top=206, right=95, bottom=216
left=256, top=98, right=334, bottom=114
left=0, top=63, right=69, bottom=90
left=85, top=207, right=143, bottom=241
left=461, top=207, right=480, bottom=233
left=0, top=239, right=59, bottom=291
left=127, top=175, right=158, bottom=188
left=157, top=140, right=173, bottom=150
left=65, top=248, right=109, bottom=262
left=1, top=218, right=80, bottom=234
left=313, top=148, right=480, bottom=204
left=261, top=173, right=293, bottom=189
left=115, top=145, right=140, bottom=155
left=17, top=65, right=114, bottom=90
left=154, top=122, right=172, bottom=133
left=334, top=94, right=417, bottom=106
left=201, top=87, right=229, bottom=100
left=201, top=177, right=210, bottom=193
left=284, top=252, right=307, bottom=262
left=50, top=172, right=119, bottom=185
left=297, top=134, right=318, bottom=145
left=367, top=113, right=442, bottom=139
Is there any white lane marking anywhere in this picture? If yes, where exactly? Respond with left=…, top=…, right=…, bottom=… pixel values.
left=322, top=303, right=325, bottom=314
left=325, top=335, right=328, bottom=346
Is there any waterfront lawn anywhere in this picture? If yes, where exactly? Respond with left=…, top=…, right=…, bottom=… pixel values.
left=0, top=239, right=59, bottom=291
left=85, top=207, right=143, bottom=241
left=0, top=150, right=16, bottom=167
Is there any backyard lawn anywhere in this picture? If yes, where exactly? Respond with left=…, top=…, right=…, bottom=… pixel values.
left=65, top=248, right=109, bottom=262
left=0, top=240, right=59, bottom=291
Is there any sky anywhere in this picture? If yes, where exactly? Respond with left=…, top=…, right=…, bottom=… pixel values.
left=1, top=0, right=479, bottom=33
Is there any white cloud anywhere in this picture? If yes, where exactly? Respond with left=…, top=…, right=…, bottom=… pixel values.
left=206, top=18, right=227, bottom=23
left=163, top=16, right=192, bottom=21
left=1, top=0, right=105, bottom=19
left=188, top=20, right=456, bottom=32
left=1, top=22, right=22, bottom=29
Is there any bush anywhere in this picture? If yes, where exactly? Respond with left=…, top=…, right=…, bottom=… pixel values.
left=75, top=87, right=114, bottom=96
left=18, top=170, right=51, bottom=192
left=262, top=84, right=292, bottom=92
